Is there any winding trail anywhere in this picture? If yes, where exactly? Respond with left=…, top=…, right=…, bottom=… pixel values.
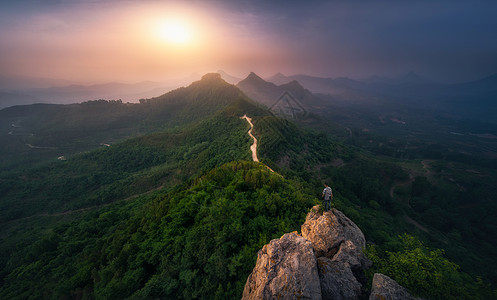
left=241, top=114, right=259, bottom=162
left=241, top=115, right=276, bottom=173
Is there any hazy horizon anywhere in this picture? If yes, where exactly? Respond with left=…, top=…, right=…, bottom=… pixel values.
left=1, top=0, right=497, bottom=85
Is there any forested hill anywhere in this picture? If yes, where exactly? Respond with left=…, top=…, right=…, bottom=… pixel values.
left=141, top=73, right=254, bottom=127
left=0, top=73, right=263, bottom=171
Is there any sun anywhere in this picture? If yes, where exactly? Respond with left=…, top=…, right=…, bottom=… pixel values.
left=157, top=19, right=192, bottom=44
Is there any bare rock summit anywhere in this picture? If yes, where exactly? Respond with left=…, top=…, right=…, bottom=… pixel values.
left=301, top=206, right=371, bottom=270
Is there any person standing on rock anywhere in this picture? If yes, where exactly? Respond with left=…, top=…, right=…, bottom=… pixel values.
left=322, top=184, right=333, bottom=211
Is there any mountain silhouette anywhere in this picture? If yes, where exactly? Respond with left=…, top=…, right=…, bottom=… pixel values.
left=237, top=72, right=321, bottom=119
left=216, top=69, right=242, bottom=84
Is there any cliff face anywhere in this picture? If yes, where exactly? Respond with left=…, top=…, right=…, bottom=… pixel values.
left=242, top=205, right=419, bottom=300
left=302, top=206, right=371, bottom=300
left=242, top=232, right=322, bottom=300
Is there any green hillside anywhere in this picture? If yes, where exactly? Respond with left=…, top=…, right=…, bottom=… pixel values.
left=0, top=73, right=256, bottom=172
left=0, top=108, right=253, bottom=223
left=0, top=161, right=316, bottom=299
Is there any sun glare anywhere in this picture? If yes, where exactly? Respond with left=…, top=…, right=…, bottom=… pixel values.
left=157, top=19, right=192, bottom=44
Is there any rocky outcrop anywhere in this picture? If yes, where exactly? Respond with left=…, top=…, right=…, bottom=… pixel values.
left=369, top=273, right=422, bottom=300
left=301, top=206, right=370, bottom=270
left=301, top=206, right=371, bottom=300
left=242, top=232, right=322, bottom=300
left=243, top=206, right=416, bottom=300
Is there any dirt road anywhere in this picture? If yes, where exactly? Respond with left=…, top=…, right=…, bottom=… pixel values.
left=241, top=114, right=259, bottom=162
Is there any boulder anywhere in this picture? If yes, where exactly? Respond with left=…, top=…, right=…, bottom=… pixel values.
left=369, top=273, right=422, bottom=300
left=301, top=206, right=370, bottom=269
left=317, top=257, right=362, bottom=300
left=242, top=232, right=322, bottom=300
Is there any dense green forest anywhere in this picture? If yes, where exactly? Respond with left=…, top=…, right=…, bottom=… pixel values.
left=1, top=74, right=496, bottom=299
left=0, top=108, right=254, bottom=222
left=1, top=161, right=316, bottom=299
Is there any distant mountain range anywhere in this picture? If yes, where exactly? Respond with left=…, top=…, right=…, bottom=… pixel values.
left=263, top=71, right=497, bottom=123
left=0, top=74, right=76, bottom=89
left=266, top=71, right=497, bottom=93
left=0, top=91, right=44, bottom=108
left=236, top=72, right=323, bottom=120
left=25, top=81, right=176, bottom=103
left=0, top=74, right=203, bottom=109
left=1, top=70, right=496, bottom=122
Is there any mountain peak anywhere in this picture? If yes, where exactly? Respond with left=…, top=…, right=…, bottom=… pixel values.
left=247, top=72, right=262, bottom=80
left=238, top=72, right=276, bottom=88
left=281, top=80, right=304, bottom=90
left=201, top=73, right=223, bottom=81
left=271, top=72, right=286, bottom=79
left=266, top=72, right=291, bottom=85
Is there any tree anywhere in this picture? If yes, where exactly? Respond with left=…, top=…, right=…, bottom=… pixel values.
left=366, top=234, right=492, bottom=299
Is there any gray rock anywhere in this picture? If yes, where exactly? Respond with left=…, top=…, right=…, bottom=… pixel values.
left=301, top=206, right=371, bottom=269
left=317, top=257, right=362, bottom=300
left=333, top=240, right=370, bottom=270
left=242, top=231, right=322, bottom=300
left=369, top=273, right=422, bottom=300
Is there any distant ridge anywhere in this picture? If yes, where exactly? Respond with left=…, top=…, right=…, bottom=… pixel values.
left=240, top=72, right=278, bottom=89
left=237, top=72, right=319, bottom=120
left=0, top=91, right=45, bottom=109
left=278, top=80, right=309, bottom=99
left=453, top=73, right=497, bottom=92
left=216, top=70, right=241, bottom=84
left=265, top=73, right=364, bottom=95
left=363, top=71, right=435, bottom=86
left=237, top=72, right=280, bottom=106
left=267, top=72, right=289, bottom=84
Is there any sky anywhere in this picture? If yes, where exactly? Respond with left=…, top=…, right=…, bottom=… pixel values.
left=1, top=0, right=497, bottom=84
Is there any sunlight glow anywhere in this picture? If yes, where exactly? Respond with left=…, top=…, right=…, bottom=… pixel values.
left=156, top=19, right=192, bottom=44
